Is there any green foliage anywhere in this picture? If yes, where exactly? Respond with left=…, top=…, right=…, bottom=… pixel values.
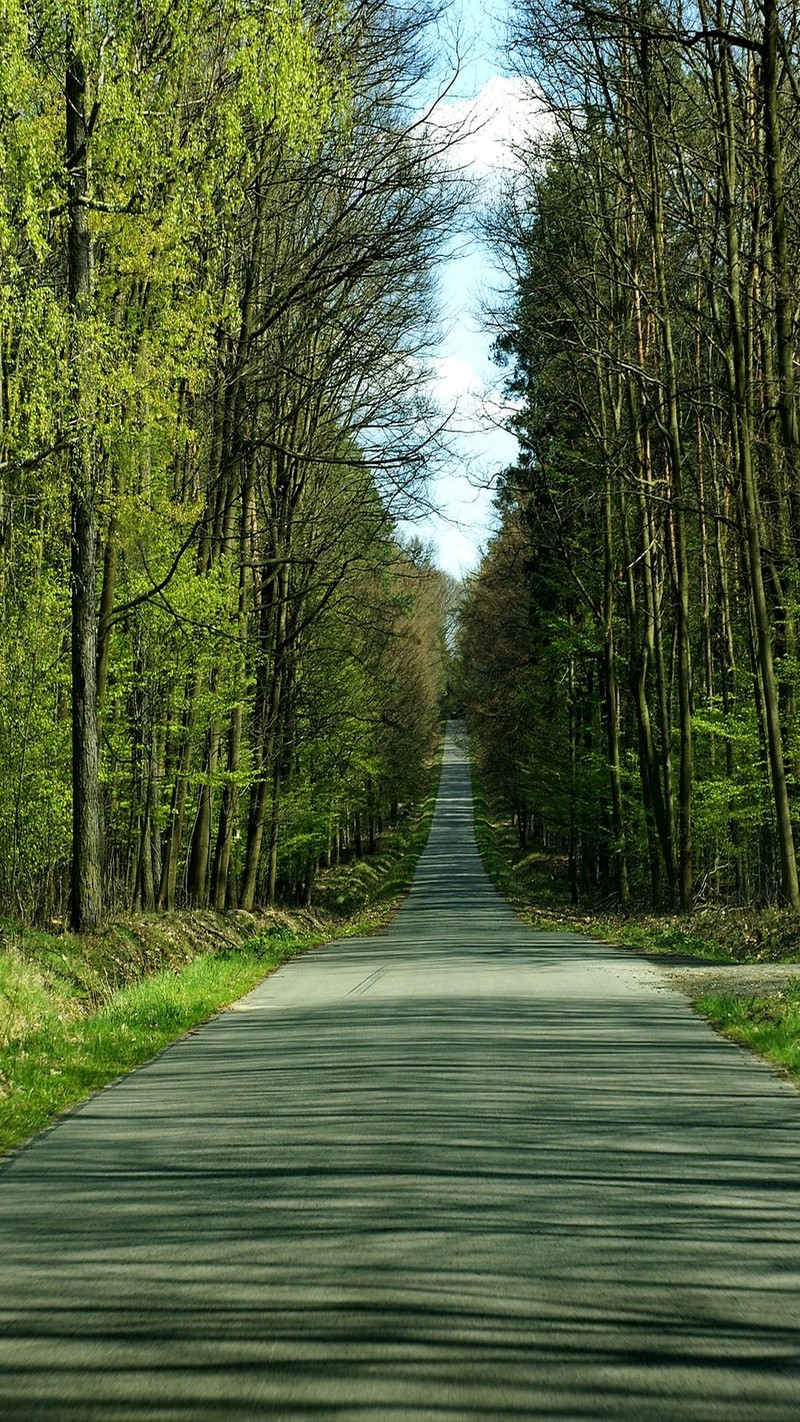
left=0, top=0, right=455, bottom=926
left=314, top=733, right=443, bottom=916
left=0, top=563, right=71, bottom=917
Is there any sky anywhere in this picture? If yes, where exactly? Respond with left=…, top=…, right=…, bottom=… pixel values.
left=397, top=0, right=537, bottom=579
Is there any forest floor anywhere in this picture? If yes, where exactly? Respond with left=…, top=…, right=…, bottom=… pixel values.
left=471, top=781, right=800, bottom=1088
left=0, top=753, right=442, bottom=1159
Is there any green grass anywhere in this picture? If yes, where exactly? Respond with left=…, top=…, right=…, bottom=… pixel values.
left=0, top=929, right=319, bottom=1154
left=587, top=918, right=735, bottom=963
left=0, top=737, right=443, bottom=1159
left=694, top=984, right=800, bottom=1085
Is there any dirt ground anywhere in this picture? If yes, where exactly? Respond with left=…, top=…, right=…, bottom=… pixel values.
left=659, top=962, right=800, bottom=997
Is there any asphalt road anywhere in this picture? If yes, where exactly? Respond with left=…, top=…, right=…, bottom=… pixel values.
left=2, top=725, right=800, bottom=1420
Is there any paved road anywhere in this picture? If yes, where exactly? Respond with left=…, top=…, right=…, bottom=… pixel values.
left=2, top=727, right=800, bottom=1420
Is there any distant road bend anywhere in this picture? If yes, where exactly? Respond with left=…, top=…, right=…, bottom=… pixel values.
left=2, top=724, right=800, bottom=1420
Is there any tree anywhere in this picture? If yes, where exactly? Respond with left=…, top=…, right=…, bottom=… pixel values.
left=468, top=0, right=800, bottom=910
left=0, top=0, right=461, bottom=927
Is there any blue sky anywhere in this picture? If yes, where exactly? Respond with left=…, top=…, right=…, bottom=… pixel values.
left=400, top=0, right=524, bottom=578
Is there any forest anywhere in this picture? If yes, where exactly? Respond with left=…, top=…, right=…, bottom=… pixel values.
left=8, top=0, right=800, bottom=940
left=461, top=0, right=800, bottom=915
left=0, top=0, right=459, bottom=932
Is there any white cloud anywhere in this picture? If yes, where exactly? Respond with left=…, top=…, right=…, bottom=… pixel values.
left=427, top=353, right=519, bottom=464
left=427, top=74, right=552, bottom=183
left=430, top=353, right=485, bottom=428
left=411, top=348, right=517, bottom=578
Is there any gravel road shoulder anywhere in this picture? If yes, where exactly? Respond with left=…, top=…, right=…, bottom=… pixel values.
left=660, top=962, right=800, bottom=997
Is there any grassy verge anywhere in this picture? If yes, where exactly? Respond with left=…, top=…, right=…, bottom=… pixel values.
left=694, top=985, right=800, bottom=1085
left=0, top=928, right=314, bottom=1154
left=0, top=740, right=443, bottom=1159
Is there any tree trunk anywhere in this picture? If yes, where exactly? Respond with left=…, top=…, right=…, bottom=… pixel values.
left=602, top=476, right=629, bottom=904
left=67, top=36, right=102, bottom=931
left=157, top=686, right=197, bottom=910
left=642, top=50, right=693, bottom=908
left=240, top=560, right=288, bottom=910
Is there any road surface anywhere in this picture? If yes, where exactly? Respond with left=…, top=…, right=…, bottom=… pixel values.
left=2, top=726, right=800, bottom=1419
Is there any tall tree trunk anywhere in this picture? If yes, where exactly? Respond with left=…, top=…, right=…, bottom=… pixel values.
left=157, top=684, right=197, bottom=910
left=641, top=43, right=693, bottom=908
left=628, top=239, right=677, bottom=895
left=567, top=645, right=579, bottom=905
left=603, top=474, right=629, bottom=904
left=240, top=560, right=288, bottom=910
left=67, top=35, right=102, bottom=931
left=186, top=722, right=219, bottom=906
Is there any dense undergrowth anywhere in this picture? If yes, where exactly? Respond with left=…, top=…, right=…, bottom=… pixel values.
left=471, top=764, right=800, bottom=1087
left=0, top=741, right=442, bottom=1159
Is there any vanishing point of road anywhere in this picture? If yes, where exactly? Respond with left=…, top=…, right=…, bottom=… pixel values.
left=2, top=725, right=800, bottom=1420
